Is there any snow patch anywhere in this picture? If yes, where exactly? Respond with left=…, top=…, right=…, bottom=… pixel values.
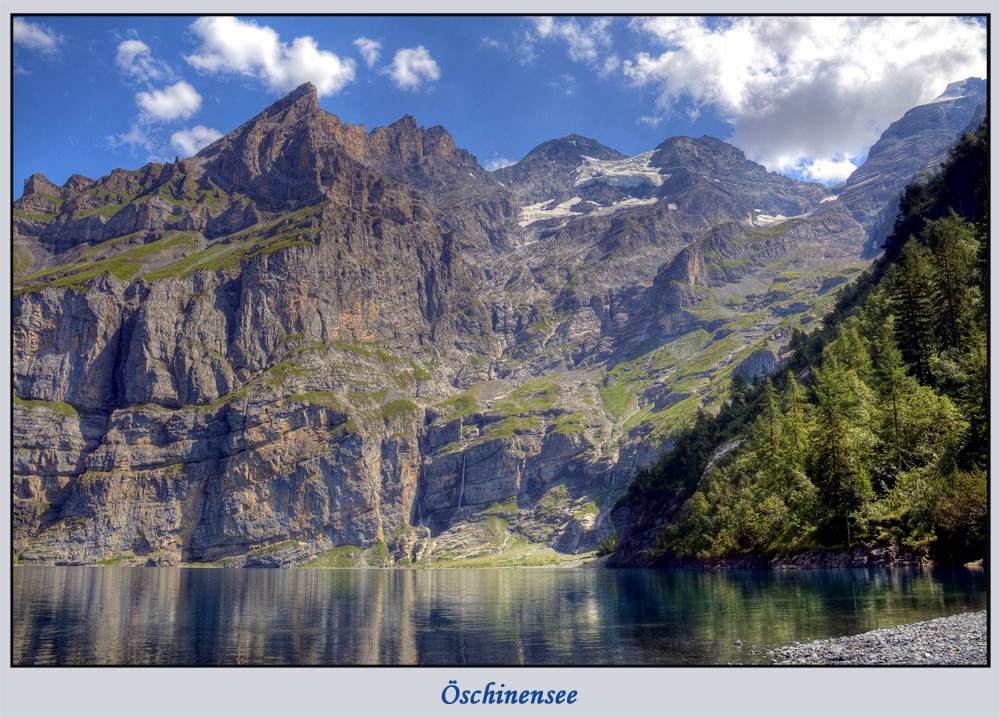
left=754, top=213, right=788, bottom=226
left=929, top=79, right=978, bottom=104
left=518, top=195, right=659, bottom=227
left=820, top=195, right=838, bottom=203
left=573, top=150, right=667, bottom=190
left=752, top=210, right=805, bottom=227
left=592, top=197, right=657, bottom=216
left=519, top=197, right=585, bottom=226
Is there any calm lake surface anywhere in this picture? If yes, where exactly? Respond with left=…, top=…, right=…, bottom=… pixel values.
left=12, top=566, right=986, bottom=666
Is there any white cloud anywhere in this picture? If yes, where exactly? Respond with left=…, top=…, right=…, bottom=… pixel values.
left=354, top=37, right=381, bottom=69
left=521, top=17, right=614, bottom=68
left=533, top=17, right=555, bottom=38
left=137, top=81, right=202, bottom=121
left=624, top=16, right=987, bottom=179
left=599, top=55, right=621, bottom=77
left=388, top=46, right=441, bottom=91
left=115, top=39, right=173, bottom=82
left=13, top=18, right=62, bottom=54
left=797, top=157, right=860, bottom=185
left=171, top=125, right=223, bottom=157
left=185, top=16, right=356, bottom=96
left=108, top=122, right=156, bottom=154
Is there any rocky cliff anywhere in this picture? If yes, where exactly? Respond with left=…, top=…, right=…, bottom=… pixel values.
left=12, top=80, right=984, bottom=567
left=836, top=77, right=986, bottom=253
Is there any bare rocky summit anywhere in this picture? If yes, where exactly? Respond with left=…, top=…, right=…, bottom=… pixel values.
left=12, top=80, right=984, bottom=567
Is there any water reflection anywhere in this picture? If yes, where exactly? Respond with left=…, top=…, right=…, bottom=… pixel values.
left=12, top=566, right=986, bottom=666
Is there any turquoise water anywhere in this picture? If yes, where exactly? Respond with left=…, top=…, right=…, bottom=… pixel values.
left=12, top=565, right=986, bottom=665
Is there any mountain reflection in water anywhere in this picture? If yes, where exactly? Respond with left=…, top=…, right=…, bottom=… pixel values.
left=12, top=566, right=986, bottom=666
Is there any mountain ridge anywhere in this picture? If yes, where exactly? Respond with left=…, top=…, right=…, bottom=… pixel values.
left=12, top=78, right=986, bottom=567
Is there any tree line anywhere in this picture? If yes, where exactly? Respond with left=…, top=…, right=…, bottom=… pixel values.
left=621, top=120, right=988, bottom=565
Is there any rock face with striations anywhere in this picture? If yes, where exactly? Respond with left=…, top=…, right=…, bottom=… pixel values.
left=12, top=80, right=983, bottom=567
left=836, top=77, right=986, bottom=253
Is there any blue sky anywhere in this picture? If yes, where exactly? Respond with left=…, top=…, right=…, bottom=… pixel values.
left=12, top=15, right=987, bottom=197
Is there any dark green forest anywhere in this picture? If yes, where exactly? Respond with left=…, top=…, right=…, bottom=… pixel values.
left=617, top=121, right=989, bottom=565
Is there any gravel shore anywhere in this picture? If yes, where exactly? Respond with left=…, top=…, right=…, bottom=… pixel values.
left=768, top=611, right=988, bottom=665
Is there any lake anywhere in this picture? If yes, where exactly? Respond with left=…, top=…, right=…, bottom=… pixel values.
left=11, top=565, right=986, bottom=666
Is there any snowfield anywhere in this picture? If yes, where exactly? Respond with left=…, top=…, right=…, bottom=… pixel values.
left=518, top=196, right=659, bottom=227
left=573, top=151, right=668, bottom=189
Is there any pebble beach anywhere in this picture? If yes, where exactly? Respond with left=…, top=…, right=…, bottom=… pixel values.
left=768, top=610, right=988, bottom=665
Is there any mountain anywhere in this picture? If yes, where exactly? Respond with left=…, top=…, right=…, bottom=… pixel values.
left=836, top=77, right=986, bottom=253
left=609, top=121, right=989, bottom=568
left=11, top=80, right=985, bottom=567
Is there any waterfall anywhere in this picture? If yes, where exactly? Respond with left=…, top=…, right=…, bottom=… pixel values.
left=416, top=497, right=423, bottom=527
left=457, top=453, right=466, bottom=510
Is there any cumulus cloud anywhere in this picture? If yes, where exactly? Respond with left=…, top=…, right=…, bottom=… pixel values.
left=185, top=16, right=356, bottom=96
left=115, top=39, right=174, bottom=82
left=387, top=46, right=441, bottom=91
left=13, top=18, right=62, bottom=53
left=624, top=16, right=987, bottom=182
left=521, top=16, right=615, bottom=68
left=354, top=37, right=381, bottom=68
left=171, top=125, right=223, bottom=156
left=137, top=81, right=202, bottom=121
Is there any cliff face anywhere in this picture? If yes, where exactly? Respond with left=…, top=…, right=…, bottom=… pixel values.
left=12, top=81, right=983, bottom=567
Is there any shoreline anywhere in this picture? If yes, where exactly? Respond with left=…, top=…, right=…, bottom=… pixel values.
left=640, top=546, right=986, bottom=571
left=12, top=555, right=985, bottom=570
left=768, top=610, right=988, bottom=665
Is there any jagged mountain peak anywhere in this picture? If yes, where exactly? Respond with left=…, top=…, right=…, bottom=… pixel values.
left=261, top=81, right=321, bottom=119
left=837, top=76, right=987, bottom=249
left=22, top=172, right=61, bottom=197
left=490, top=134, right=626, bottom=209
left=651, top=135, right=752, bottom=173
left=389, top=114, right=419, bottom=129
left=932, top=76, right=986, bottom=103
left=872, top=77, right=985, bottom=149
left=518, top=134, right=626, bottom=167
left=195, top=83, right=322, bottom=161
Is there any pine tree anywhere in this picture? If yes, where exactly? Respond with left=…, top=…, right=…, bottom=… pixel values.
left=870, top=316, right=919, bottom=486
left=810, top=360, right=876, bottom=547
left=925, top=213, right=977, bottom=350
left=957, top=327, right=988, bottom=468
left=750, top=376, right=782, bottom=493
left=890, top=239, right=936, bottom=383
left=823, top=320, right=872, bottom=381
left=780, top=370, right=809, bottom=469
left=729, top=373, right=750, bottom=407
